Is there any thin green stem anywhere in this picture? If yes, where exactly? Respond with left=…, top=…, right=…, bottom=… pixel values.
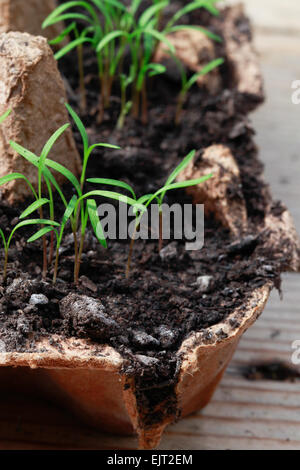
left=117, top=80, right=127, bottom=130
left=53, top=247, right=59, bottom=285
left=78, top=43, right=87, bottom=113
left=39, top=206, right=48, bottom=279
left=46, top=178, right=55, bottom=265
left=75, top=231, right=85, bottom=283
left=73, top=227, right=79, bottom=285
left=175, top=91, right=186, bottom=125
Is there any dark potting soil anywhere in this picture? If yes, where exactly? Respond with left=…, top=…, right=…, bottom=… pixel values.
left=0, top=4, right=290, bottom=427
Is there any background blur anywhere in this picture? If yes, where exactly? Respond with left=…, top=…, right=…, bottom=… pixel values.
left=231, top=0, right=300, bottom=233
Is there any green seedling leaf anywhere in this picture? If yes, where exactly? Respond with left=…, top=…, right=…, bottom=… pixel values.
left=14, top=219, right=60, bottom=229
left=0, top=228, right=7, bottom=250
left=87, top=142, right=121, bottom=156
left=165, top=150, right=196, bottom=187
left=167, top=25, right=222, bottom=42
left=139, top=172, right=213, bottom=210
left=141, top=28, right=175, bottom=55
left=47, top=12, right=93, bottom=29
left=54, top=36, right=94, bottom=61
left=202, top=0, right=220, bottom=16
left=39, top=124, right=70, bottom=195
left=56, top=195, right=78, bottom=247
left=8, top=219, right=60, bottom=248
left=27, top=226, right=57, bottom=243
left=20, top=198, right=50, bottom=220
left=87, top=178, right=136, bottom=200
left=167, top=1, right=218, bottom=29
left=78, top=190, right=138, bottom=208
left=90, top=0, right=114, bottom=27
left=43, top=159, right=82, bottom=197
left=62, top=195, right=78, bottom=227
left=40, top=124, right=70, bottom=162
left=9, top=141, right=39, bottom=162
left=49, top=21, right=77, bottom=45
left=43, top=1, right=99, bottom=29
left=139, top=1, right=168, bottom=27
left=183, top=58, right=224, bottom=93
left=0, top=109, right=11, bottom=124
left=137, top=194, right=155, bottom=205
left=87, top=198, right=107, bottom=248
left=9, top=141, right=68, bottom=208
left=101, top=0, right=127, bottom=12
left=96, top=30, right=129, bottom=53
left=147, top=63, right=166, bottom=77
left=65, top=103, right=89, bottom=155
left=0, top=172, right=38, bottom=199
left=159, top=150, right=196, bottom=202
left=156, top=174, right=213, bottom=205
left=130, top=0, right=143, bottom=16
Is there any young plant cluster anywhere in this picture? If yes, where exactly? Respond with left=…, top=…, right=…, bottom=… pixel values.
left=43, top=0, right=223, bottom=125
left=0, top=109, right=211, bottom=284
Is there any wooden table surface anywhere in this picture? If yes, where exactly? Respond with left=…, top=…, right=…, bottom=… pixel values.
left=1, top=0, right=300, bottom=450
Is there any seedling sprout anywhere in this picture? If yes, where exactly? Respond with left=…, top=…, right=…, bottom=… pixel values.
left=43, top=0, right=223, bottom=125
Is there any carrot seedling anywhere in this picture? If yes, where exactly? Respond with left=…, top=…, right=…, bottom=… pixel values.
left=0, top=219, right=59, bottom=282
left=43, top=0, right=222, bottom=124
left=175, top=58, right=224, bottom=125
left=122, top=149, right=213, bottom=277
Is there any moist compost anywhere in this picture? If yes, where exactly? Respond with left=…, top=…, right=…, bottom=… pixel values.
left=0, top=4, right=293, bottom=427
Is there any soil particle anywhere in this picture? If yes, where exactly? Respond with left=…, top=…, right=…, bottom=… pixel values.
left=29, top=294, right=49, bottom=305
left=154, top=325, right=178, bottom=349
left=159, top=242, right=178, bottom=261
left=196, top=275, right=214, bottom=292
left=242, top=362, right=300, bottom=382
left=131, top=330, right=160, bottom=350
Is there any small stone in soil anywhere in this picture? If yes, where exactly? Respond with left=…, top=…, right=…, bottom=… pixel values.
left=159, top=242, right=177, bottom=261
left=136, top=354, right=159, bottom=367
left=196, top=275, right=213, bottom=293
left=29, top=294, right=49, bottom=305
left=228, top=235, right=258, bottom=256
left=79, top=275, right=98, bottom=293
left=154, top=325, right=177, bottom=349
left=23, top=305, right=37, bottom=315
left=0, top=340, right=6, bottom=352
left=131, top=330, right=160, bottom=349
left=263, top=265, right=274, bottom=273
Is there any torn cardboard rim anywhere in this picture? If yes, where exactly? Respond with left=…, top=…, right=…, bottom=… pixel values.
left=0, top=285, right=271, bottom=370
left=0, top=282, right=271, bottom=450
